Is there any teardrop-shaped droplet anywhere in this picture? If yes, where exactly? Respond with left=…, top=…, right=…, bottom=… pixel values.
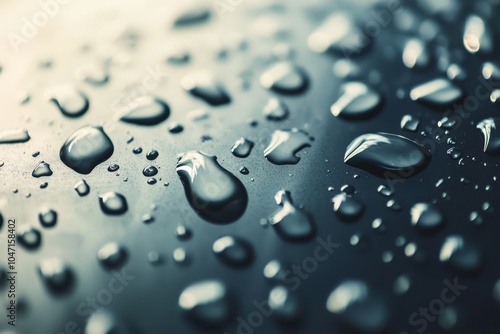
left=17, top=225, right=42, bottom=250
left=74, top=179, right=90, bottom=196
left=270, top=190, right=315, bottom=241
left=308, top=13, right=369, bottom=56
left=331, top=82, right=382, bottom=119
left=119, top=96, right=170, bottom=125
left=410, top=79, right=463, bottom=109
left=181, top=71, right=230, bottom=106
left=98, top=192, right=128, bottom=215
left=477, top=118, right=500, bottom=156
left=439, top=235, right=482, bottom=274
left=344, top=132, right=431, bottom=178
left=39, top=208, right=57, bottom=228
left=60, top=126, right=114, bottom=174
left=38, top=258, right=74, bottom=293
left=46, top=85, right=89, bottom=118
left=176, top=151, right=248, bottom=224
left=97, top=242, right=128, bottom=269
left=231, top=138, right=254, bottom=158
left=178, top=280, right=233, bottom=327
left=332, top=193, right=365, bottom=222
left=213, top=236, right=254, bottom=267
left=401, top=115, right=420, bottom=132
left=263, top=98, right=289, bottom=121
left=268, top=286, right=301, bottom=324
left=264, top=129, right=313, bottom=165
left=0, top=129, right=30, bottom=144
left=410, top=203, right=445, bottom=233
left=260, top=62, right=309, bottom=95
left=32, top=161, right=53, bottom=178
left=326, top=280, right=389, bottom=333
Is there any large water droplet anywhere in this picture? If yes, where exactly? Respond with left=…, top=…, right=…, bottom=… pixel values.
left=213, top=236, right=254, bottom=267
left=264, top=129, right=313, bottom=165
left=269, top=190, right=315, bottom=241
left=344, top=132, right=431, bottom=178
left=410, top=79, right=463, bottom=109
left=178, top=280, right=233, bottom=327
left=439, top=235, right=482, bottom=274
left=32, top=161, right=53, bottom=178
left=260, top=62, right=309, bottom=95
left=0, top=129, right=30, bottom=144
left=231, top=138, right=254, bottom=158
left=181, top=71, right=230, bottom=106
left=410, top=203, right=445, bottom=233
left=477, top=118, right=500, bottom=156
left=119, top=97, right=170, bottom=126
left=176, top=151, right=248, bottom=224
left=98, top=192, right=128, bottom=215
left=331, top=82, right=382, bottom=119
left=46, top=85, right=89, bottom=118
left=60, top=126, right=114, bottom=174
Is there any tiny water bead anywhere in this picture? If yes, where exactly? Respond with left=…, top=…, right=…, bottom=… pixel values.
left=17, top=225, right=42, bottom=249
left=176, top=151, right=248, bottom=224
left=330, top=82, right=382, bottom=119
left=38, top=258, right=74, bottom=293
left=60, top=126, right=114, bottom=174
left=264, top=129, right=313, bottom=165
left=332, top=193, right=365, bottom=222
left=74, top=179, right=90, bottom=196
left=0, top=129, right=30, bottom=144
left=269, top=190, right=315, bottom=241
left=32, top=161, right=53, bottom=178
left=410, top=78, right=464, bottom=109
left=46, top=85, right=90, bottom=118
left=410, top=203, right=445, bottom=233
left=119, top=97, right=170, bottom=126
left=143, top=166, right=158, bottom=177
left=260, top=61, right=309, bottom=95
left=108, top=164, right=120, bottom=172
left=231, top=138, right=254, bottom=158
left=212, top=236, right=254, bottom=267
left=439, top=235, right=482, bottom=274
left=263, top=98, right=289, bottom=121
left=477, top=118, right=500, bottom=156
left=344, top=132, right=431, bottom=178
left=147, top=178, right=157, bottom=185
left=98, top=192, right=128, bottom=215
left=181, top=71, right=231, bottom=106
left=178, top=280, right=233, bottom=327
left=97, top=242, right=128, bottom=269
left=39, top=209, right=57, bottom=227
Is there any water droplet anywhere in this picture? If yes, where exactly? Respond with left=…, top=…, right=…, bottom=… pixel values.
left=143, top=166, right=158, bottom=177
left=119, top=97, right=170, bottom=125
left=411, top=203, right=445, bottom=233
left=231, top=138, right=254, bottom=158
left=176, top=151, right=248, bottom=224
left=263, top=98, right=289, bottom=121
left=344, top=132, right=431, bottom=178
left=32, top=161, right=53, bottom=178
left=39, top=208, right=57, bottom=228
left=268, top=286, right=300, bottom=324
left=108, top=164, right=120, bottom=172
left=377, top=185, right=394, bottom=197
left=439, top=235, right=482, bottom=273
left=401, top=115, right=420, bottom=132
left=332, top=193, right=365, bottom=222
left=146, top=150, right=159, bottom=160
left=76, top=63, right=109, bottom=86
left=176, top=225, right=192, bottom=240
left=463, top=15, right=492, bottom=54
left=213, top=236, right=254, bottom=267
left=239, top=166, right=249, bottom=175
left=173, top=5, right=211, bottom=27
left=331, top=82, right=382, bottom=119
left=393, top=274, right=411, bottom=295
left=477, top=118, right=500, bottom=156
left=168, top=122, right=184, bottom=134
left=340, top=184, right=356, bottom=195
left=438, top=116, right=457, bottom=129
left=182, top=71, right=230, bottom=106
left=260, top=62, right=309, bottom=95
left=38, top=258, right=74, bottom=293
left=173, top=247, right=190, bottom=265
left=0, top=129, right=30, bottom=144
left=264, top=129, right=313, bottom=165
left=85, top=310, right=129, bottom=334
left=263, top=260, right=288, bottom=283
left=98, top=192, right=128, bottom=215
left=410, top=79, right=463, bottom=109
left=402, top=38, right=430, bottom=69
left=17, top=225, right=42, bottom=249
left=132, top=147, right=142, bottom=154
left=269, top=190, right=315, bottom=241
left=97, top=242, right=127, bottom=269
left=447, top=147, right=463, bottom=160
left=46, top=85, right=89, bottom=117
left=178, top=280, right=232, bottom=327
left=74, top=179, right=90, bottom=196
left=482, top=62, right=500, bottom=81
left=60, top=126, right=114, bottom=174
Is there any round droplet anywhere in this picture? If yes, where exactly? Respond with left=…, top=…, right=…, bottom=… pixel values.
left=17, top=225, right=42, bottom=249
left=393, top=274, right=411, bottom=295
left=176, top=225, right=192, bottom=240
left=270, top=190, right=315, bottom=241
left=410, top=203, right=445, bottom=233
left=239, top=166, right=249, bottom=175
left=439, top=235, right=482, bottom=274
left=260, top=62, right=309, bottom=95
left=146, top=150, right=159, bottom=160
left=39, top=208, right=57, bottom=228
left=213, top=236, right=254, bottom=267
left=85, top=310, right=129, bottom=334
left=168, top=122, right=184, bottom=134
left=97, top=242, right=127, bottom=269
left=268, top=286, right=300, bottom=324
left=231, top=138, right=254, bottom=158
left=263, top=260, right=288, bottom=283
left=143, top=166, right=158, bottom=177
left=331, top=82, right=382, bottom=119
left=332, top=193, right=365, bottom=222
left=401, top=115, right=420, bottom=132
left=98, top=192, right=128, bottom=215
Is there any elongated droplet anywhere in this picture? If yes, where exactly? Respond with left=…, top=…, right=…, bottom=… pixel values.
left=326, top=280, right=389, bottom=333
left=119, top=96, right=170, bottom=125
left=231, top=138, right=254, bottom=158
left=477, top=118, right=500, bottom=156
left=213, top=236, right=254, bottom=267
left=331, top=82, right=382, bottom=119
left=60, top=126, right=114, bottom=174
left=263, top=98, right=289, bottom=121
left=463, top=15, right=492, bottom=54
left=264, top=129, right=313, bottom=165
left=32, top=161, right=53, bottom=178
left=46, top=85, right=89, bottom=118
left=270, top=190, right=315, bottom=241
left=410, top=79, right=463, bottom=109
left=182, top=71, right=230, bottom=106
left=176, top=151, right=248, bottom=224
left=99, top=192, right=128, bottom=215
left=38, top=258, right=74, bottom=294
left=178, top=280, right=232, bottom=327
left=440, top=235, right=482, bottom=273
left=332, top=193, right=365, bottom=222
left=173, top=5, right=211, bottom=27
left=344, top=132, right=431, bottom=178
left=402, top=38, right=430, bottom=69
left=410, top=203, right=445, bottom=233
left=0, top=129, right=30, bottom=144
left=74, top=179, right=90, bottom=196
left=260, top=62, right=309, bottom=95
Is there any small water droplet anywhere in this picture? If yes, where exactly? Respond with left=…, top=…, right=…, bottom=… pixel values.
left=260, top=62, right=309, bottom=95
left=401, top=115, right=420, bottom=132
left=410, top=78, right=463, bottom=109
left=411, top=203, right=445, bottom=233
left=17, top=225, right=42, bottom=249
left=182, top=71, right=230, bottom=106
left=74, top=179, right=90, bottom=196
left=332, top=193, right=365, bottom=222
left=331, top=82, right=382, bottom=119
left=439, top=235, right=482, bottom=273
left=46, top=85, right=89, bottom=117
left=477, top=118, right=500, bottom=156
left=38, top=258, right=74, bottom=293
left=146, top=150, right=159, bottom=160
left=98, top=192, right=128, bottom=215
left=231, top=138, right=254, bottom=158
left=32, top=161, right=53, bottom=178
left=119, top=96, right=170, bottom=126
left=213, top=236, right=254, bottom=267
left=264, top=129, right=313, bottom=165
left=97, top=242, right=127, bottom=269
left=39, top=208, right=57, bottom=228
left=263, top=98, right=289, bottom=121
